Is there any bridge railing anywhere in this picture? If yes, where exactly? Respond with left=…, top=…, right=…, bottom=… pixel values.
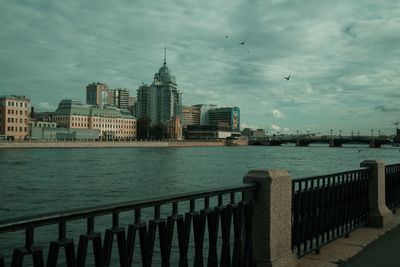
left=0, top=184, right=257, bottom=267
left=291, top=168, right=370, bottom=256
left=385, top=163, right=400, bottom=211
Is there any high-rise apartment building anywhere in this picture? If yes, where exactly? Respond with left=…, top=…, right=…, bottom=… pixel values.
left=86, top=82, right=108, bottom=107
left=0, top=95, right=30, bottom=140
left=128, top=96, right=137, bottom=116
left=87, top=83, right=131, bottom=110
left=193, top=104, right=217, bottom=125
left=208, top=107, right=240, bottom=131
left=107, top=88, right=130, bottom=109
left=136, top=50, right=182, bottom=126
left=115, top=88, right=129, bottom=109
left=181, top=105, right=200, bottom=127
left=136, top=83, right=154, bottom=121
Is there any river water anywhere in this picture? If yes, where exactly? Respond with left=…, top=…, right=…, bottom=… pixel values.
left=1, top=145, right=399, bottom=219
left=0, top=145, right=399, bottom=265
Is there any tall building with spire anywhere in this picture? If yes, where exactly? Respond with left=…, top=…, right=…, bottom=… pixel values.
left=136, top=48, right=182, bottom=126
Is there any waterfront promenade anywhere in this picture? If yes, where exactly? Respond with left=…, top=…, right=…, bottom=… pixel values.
left=0, top=140, right=236, bottom=149
left=343, top=222, right=400, bottom=266
left=299, top=208, right=400, bottom=266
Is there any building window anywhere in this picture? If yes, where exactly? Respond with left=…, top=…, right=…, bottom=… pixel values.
left=8, top=110, right=10, bottom=114
left=7, top=118, right=10, bottom=123
left=25, top=127, right=27, bottom=132
left=20, top=127, right=22, bottom=132
left=20, top=118, right=22, bottom=123
left=20, top=110, right=22, bottom=115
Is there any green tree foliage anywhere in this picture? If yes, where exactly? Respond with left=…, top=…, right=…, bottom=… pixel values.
left=136, top=118, right=151, bottom=140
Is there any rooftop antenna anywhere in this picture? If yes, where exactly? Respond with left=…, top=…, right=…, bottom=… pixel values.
left=164, top=46, right=167, bottom=66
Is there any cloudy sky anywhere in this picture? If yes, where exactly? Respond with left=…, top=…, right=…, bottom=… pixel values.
left=1, top=0, right=399, bottom=135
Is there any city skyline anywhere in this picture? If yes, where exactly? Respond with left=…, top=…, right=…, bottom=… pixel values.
left=0, top=1, right=399, bottom=135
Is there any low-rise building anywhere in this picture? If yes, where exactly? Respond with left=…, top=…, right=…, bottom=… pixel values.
left=185, top=125, right=232, bottom=139
left=208, top=107, right=240, bottom=132
left=30, top=120, right=57, bottom=129
left=53, top=99, right=136, bottom=140
left=30, top=127, right=99, bottom=140
left=242, top=128, right=266, bottom=139
left=165, top=116, right=183, bottom=140
left=0, top=95, right=30, bottom=140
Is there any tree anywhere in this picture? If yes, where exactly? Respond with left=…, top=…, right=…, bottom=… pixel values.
left=136, top=118, right=151, bottom=140
left=150, top=123, right=169, bottom=140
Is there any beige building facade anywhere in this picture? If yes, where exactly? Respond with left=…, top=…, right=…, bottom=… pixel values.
left=53, top=99, right=136, bottom=140
left=0, top=96, right=30, bottom=140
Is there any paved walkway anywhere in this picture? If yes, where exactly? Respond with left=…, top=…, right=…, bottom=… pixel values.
left=298, top=212, right=400, bottom=266
left=342, top=223, right=400, bottom=267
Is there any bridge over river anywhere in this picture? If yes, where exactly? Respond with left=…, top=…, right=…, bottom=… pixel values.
left=249, top=135, right=392, bottom=148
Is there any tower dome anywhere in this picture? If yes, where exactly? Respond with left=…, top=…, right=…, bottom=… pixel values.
left=154, top=47, right=176, bottom=83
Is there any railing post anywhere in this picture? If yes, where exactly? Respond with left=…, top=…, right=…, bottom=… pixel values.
left=243, top=169, right=298, bottom=267
left=361, top=160, right=393, bottom=227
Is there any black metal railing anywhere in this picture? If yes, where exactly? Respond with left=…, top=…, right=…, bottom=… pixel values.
left=385, top=163, right=400, bottom=212
left=0, top=184, right=257, bottom=267
left=291, top=168, right=370, bottom=257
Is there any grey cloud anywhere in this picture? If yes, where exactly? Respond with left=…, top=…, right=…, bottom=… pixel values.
left=374, top=105, right=400, bottom=113
left=0, top=0, right=399, bottom=134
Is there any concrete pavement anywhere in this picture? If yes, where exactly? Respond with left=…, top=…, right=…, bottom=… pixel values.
left=342, top=222, right=400, bottom=267
left=298, top=211, right=400, bottom=266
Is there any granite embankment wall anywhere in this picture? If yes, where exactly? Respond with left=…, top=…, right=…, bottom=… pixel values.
left=0, top=140, right=246, bottom=149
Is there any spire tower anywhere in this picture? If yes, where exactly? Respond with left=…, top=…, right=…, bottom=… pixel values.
left=164, top=46, right=166, bottom=66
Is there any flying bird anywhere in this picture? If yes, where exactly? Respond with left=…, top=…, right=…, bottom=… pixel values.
left=225, top=35, right=228, bottom=38
left=239, top=41, right=246, bottom=45
left=284, top=75, right=291, bottom=81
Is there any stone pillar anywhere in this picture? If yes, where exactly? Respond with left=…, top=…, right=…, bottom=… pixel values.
left=360, top=160, right=392, bottom=227
left=243, top=169, right=298, bottom=267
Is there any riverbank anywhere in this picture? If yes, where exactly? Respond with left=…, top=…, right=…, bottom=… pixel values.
left=0, top=140, right=248, bottom=149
